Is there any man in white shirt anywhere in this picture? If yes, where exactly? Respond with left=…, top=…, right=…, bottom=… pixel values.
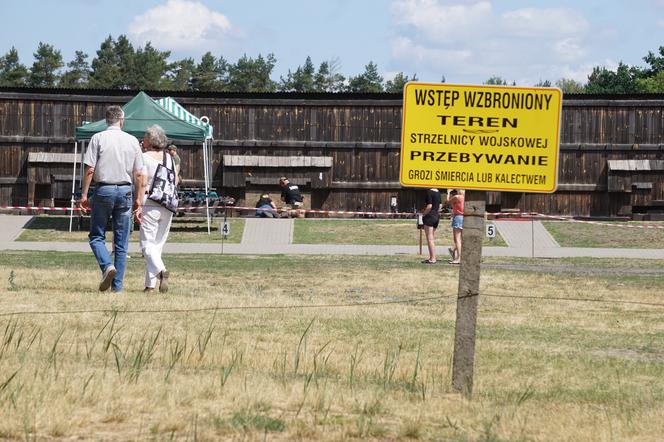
left=79, top=106, right=145, bottom=292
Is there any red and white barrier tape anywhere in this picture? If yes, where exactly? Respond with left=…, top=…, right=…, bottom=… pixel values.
left=533, top=213, right=664, bottom=229
left=2, top=205, right=664, bottom=229
left=232, top=205, right=416, bottom=217
left=0, top=205, right=83, bottom=212
left=0, top=204, right=418, bottom=217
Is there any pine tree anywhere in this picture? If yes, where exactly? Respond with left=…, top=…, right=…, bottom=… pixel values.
left=115, top=35, right=136, bottom=89
left=132, top=42, right=170, bottom=90
left=346, top=62, right=384, bottom=92
left=227, top=53, right=277, bottom=92
left=313, top=59, right=345, bottom=92
left=59, top=51, right=91, bottom=88
left=0, top=47, right=29, bottom=87
left=534, top=79, right=552, bottom=87
left=585, top=63, right=640, bottom=94
left=191, top=52, right=225, bottom=91
left=279, top=56, right=315, bottom=92
left=484, top=76, right=508, bottom=85
left=89, top=36, right=121, bottom=89
left=384, top=72, right=418, bottom=93
left=29, top=42, right=63, bottom=87
left=554, top=78, right=584, bottom=93
left=167, top=58, right=196, bottom=91
left=642, top=46, right=664, bottom=77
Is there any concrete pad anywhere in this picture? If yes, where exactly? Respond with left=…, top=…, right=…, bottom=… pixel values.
left=494, top=220, right=560, bottom=249
left=0, top=215, right=34, bottom=241
left=241, top=218, right=294, bottom=245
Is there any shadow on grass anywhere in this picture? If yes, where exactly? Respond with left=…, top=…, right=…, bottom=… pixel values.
left=24, top=216, right=219, bottom=233
left=26, top=216, right=90, bottom=231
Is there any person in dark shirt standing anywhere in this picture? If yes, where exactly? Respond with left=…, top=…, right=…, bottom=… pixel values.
left=279, top=177, right=304, bottom=217
left=421, top=188, right=441, bottom=264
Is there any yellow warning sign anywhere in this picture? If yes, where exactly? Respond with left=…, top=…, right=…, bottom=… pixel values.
left=400, top=82, right=562, bottom=193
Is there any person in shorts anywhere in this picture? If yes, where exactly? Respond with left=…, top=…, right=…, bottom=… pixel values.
left=421, top=188, right=441, bottom=264
left=447, top=189, right=465, bottom=264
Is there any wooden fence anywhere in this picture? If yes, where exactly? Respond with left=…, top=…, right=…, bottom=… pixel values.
left=0, top=88, right=663, bottom=217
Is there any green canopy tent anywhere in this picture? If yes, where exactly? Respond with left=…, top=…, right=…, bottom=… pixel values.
left=75, top=91, right=208, bottom=140
left=70, top=92, right=214, bottom=232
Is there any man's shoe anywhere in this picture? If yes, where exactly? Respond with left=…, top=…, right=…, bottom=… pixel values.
left=158, top=270, right=169, bottom=293
left=99, top=265, right=116, bottom=292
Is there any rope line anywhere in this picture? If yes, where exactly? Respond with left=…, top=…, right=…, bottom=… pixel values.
left=0, top=294, right=451, bottom=318
left=1, top=291, right=662, bottom=319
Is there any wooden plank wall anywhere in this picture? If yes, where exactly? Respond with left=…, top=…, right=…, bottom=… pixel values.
left=0, top=90, right=663, bottom=215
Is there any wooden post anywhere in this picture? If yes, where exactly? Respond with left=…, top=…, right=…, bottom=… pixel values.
left=452, top=190, right=485, bottom=396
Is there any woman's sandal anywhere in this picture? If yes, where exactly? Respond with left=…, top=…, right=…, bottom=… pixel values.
left=421, top=259, right=437, bottom=264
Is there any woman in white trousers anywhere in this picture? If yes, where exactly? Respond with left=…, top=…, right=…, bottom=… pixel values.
left=140, top=125, right=179, bottom=293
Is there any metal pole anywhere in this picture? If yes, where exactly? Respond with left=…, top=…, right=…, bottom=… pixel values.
left=202, top=140, right=211, bottom=234
left=77, top=141, right=86, bottom=231
left=69, top=141, right=77, bottom=232
left=531, top=213, right=535, bottom=258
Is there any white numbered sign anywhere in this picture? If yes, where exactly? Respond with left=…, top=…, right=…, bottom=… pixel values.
left=486, top=223, right=496, bottom=238
left=221, top=221, right=230, bottom=237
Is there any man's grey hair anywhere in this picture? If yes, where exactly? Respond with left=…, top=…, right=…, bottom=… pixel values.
left=144, top=124, right=168, bottom=149
left=105, top=106, right=125, bottom=126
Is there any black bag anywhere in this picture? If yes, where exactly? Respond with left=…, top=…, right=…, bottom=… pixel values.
left=147, top=151, right=179, bottom=213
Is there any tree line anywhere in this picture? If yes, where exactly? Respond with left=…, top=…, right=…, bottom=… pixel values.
left=0, top=35, right=413, bottom=93
left=1, top=35, right=663, bottom=94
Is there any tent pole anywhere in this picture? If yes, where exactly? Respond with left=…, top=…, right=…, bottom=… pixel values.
left=203, top=140, right=211, bottom=234
left=69, top=141, right=78, bottom=232
left=78, top=141, right=86, bottom=231
left=208, top=138, right=213, bottom=233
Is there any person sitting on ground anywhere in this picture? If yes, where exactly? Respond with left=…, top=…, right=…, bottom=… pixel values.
left=278, top=176, right=304, bottom=217
left=140, top=125, right=180, bottom=293
left=447, top=189, right=465, bottom=264
left=255, top=193, right=277, bottom=218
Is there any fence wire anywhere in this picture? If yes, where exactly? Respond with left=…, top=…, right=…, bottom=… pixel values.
left=0, top=291, right=662, bottom=319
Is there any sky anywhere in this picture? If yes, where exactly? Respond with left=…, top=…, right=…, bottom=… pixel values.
left=1, top=0, right=664, bottom=86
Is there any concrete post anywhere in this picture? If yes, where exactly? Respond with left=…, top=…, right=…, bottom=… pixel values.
left=451, top=190, right=485, bottom=396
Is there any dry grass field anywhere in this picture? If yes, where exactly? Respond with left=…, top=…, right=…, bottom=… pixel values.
left=0, top=252, right=662, bottom=441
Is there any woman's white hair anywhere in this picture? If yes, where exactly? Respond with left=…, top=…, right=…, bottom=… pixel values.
left=144, top=124, right=168, bottom=149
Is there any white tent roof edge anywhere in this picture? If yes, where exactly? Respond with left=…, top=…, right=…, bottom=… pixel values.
left=155, top=97, right=214, bottom=139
